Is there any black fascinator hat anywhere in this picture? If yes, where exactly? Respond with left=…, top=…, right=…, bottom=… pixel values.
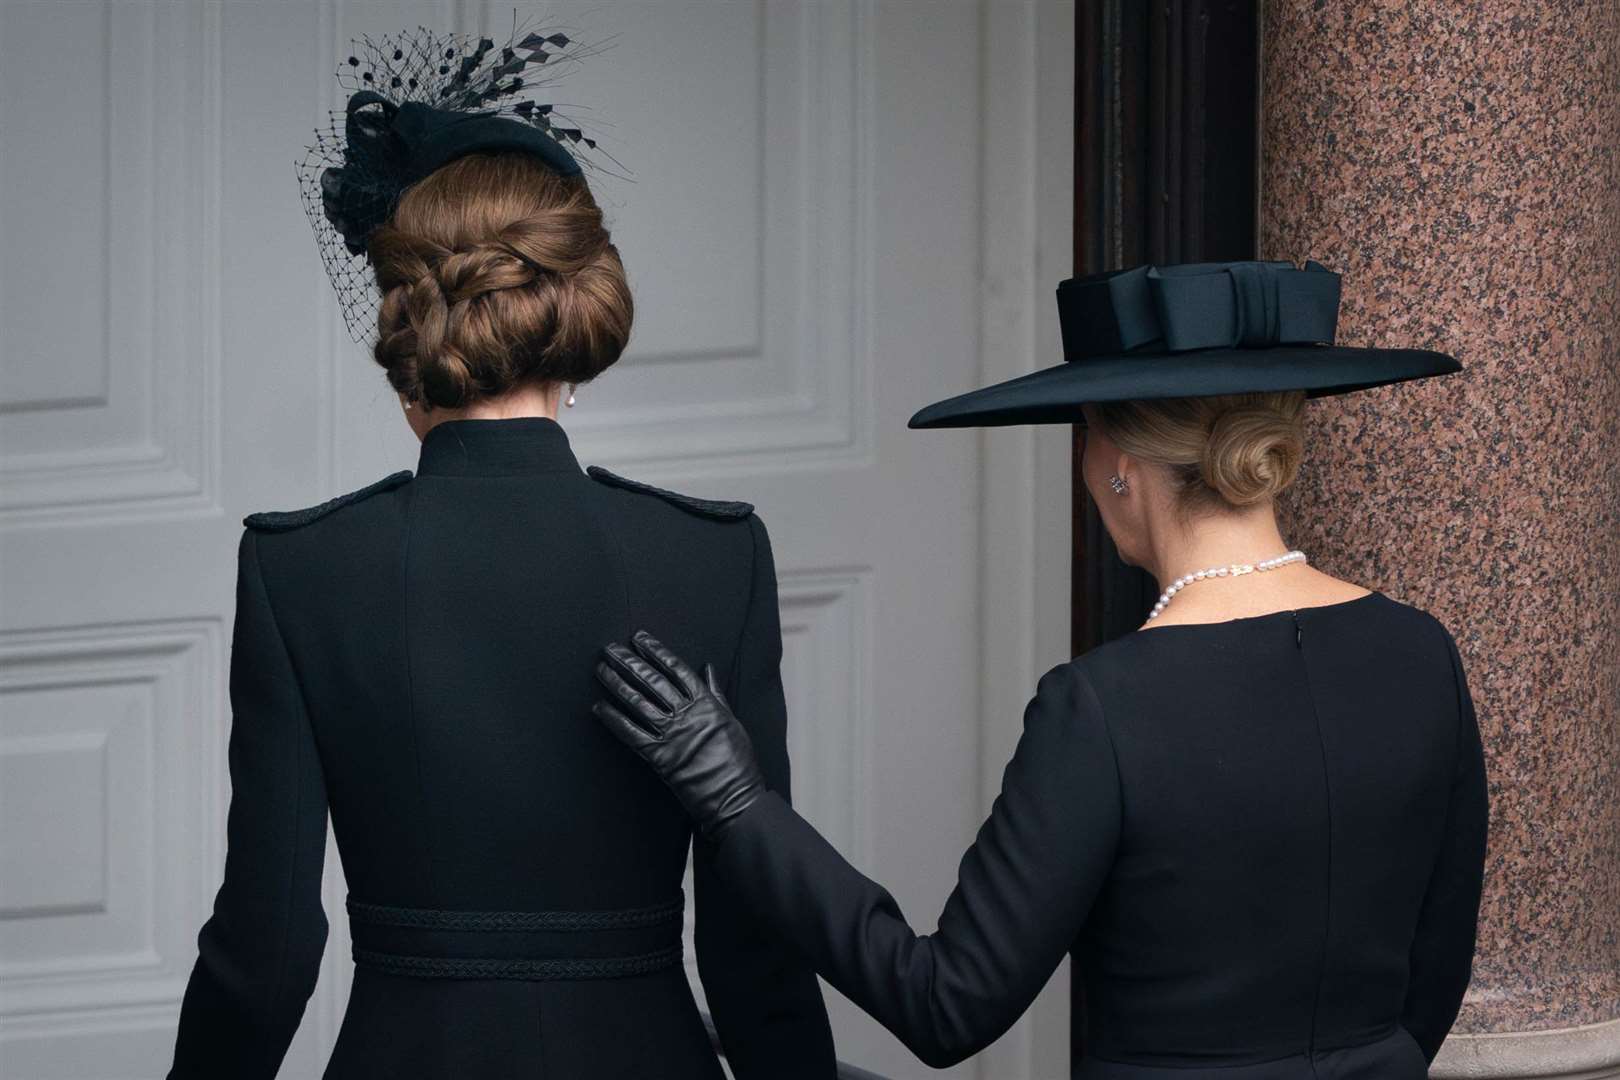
left=908, top=260, right=1461, bottom=428
left=297, top=21, right=619, bottom=345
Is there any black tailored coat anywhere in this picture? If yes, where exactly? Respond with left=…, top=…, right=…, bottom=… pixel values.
left=169, top=417, right=835, bottom=1079
left=710, top=590, right=1488, bottom=1078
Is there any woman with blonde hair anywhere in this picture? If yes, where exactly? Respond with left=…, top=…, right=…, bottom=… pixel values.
left=594, top=262, right=1489, bottom=1078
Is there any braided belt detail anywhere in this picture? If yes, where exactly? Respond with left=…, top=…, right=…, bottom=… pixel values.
left=347, top=891, right=685, bottom=982
left=352, top=944, right=684, bottom=981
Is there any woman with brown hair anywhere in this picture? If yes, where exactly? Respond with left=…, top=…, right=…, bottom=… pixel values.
left=167, top=27, right=833, bottom=1079
left=594, top=262, right=1490, bottom=1078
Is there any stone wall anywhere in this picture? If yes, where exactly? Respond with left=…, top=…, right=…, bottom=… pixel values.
left=1261, top=1, right=1620, bottom=1074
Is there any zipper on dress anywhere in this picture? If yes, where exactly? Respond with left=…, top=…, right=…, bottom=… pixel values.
left=1291, top=610, right=1303, bottom=648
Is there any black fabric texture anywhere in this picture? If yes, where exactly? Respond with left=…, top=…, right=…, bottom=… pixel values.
left=170, top=417, right=835, bottom=1079
left=392, top=99, right=582, bottom=182
left=713, top=592, right=1487, bottom=1075
left=244, top=470, right=414, bottom=532
left=1057, top=261, right=1341, bottom=357
left=586, top=466, right=755, bottom=520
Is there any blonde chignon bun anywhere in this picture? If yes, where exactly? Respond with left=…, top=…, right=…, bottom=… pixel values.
left=365, top=151, right=632, bottom=410
left=1095, top=392, right=1307, bottom=510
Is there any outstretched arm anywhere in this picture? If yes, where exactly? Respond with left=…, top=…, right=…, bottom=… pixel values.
left=596, top=637, right=1120, bottom=1067
left=169, top=531, right=329, bottom=1079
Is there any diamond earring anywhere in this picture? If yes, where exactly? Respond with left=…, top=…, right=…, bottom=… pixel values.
left=1108, top=473, right=1129, bottom=495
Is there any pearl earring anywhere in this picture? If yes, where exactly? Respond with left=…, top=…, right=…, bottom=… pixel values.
left=1108, top=473, right=1129, bottom=494
left=565, top=384, right=577, bottom=408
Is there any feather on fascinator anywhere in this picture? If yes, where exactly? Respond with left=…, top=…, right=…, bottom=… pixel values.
left=296, top=20, right=619, bottom=345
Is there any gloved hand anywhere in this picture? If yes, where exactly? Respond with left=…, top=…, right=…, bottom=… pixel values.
left=593, top=630, right=766, bottom=839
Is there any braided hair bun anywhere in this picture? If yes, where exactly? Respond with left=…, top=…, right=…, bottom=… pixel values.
left=366, top=152, right=632, bottom=409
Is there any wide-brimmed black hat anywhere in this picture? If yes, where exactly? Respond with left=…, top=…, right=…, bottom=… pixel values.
left=908, top=260, right=1461, bottom=428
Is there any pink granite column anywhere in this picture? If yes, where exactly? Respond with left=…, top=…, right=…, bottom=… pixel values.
left=1262, top=1, right=1620, bottom=1074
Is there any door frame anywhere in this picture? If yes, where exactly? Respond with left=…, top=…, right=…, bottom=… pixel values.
left=1070, top=0, right=1261, bottom=652
left=972, top=0, right=1079, bottom=1075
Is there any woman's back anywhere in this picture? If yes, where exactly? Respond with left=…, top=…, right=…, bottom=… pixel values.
left=169, top=417, right=835, bottom=1079
left=291, top=420, right=733, bottom=912
left=1071, top=590, right=1485, bottom=1073
left=679, top=586, right=1484, bottom=1078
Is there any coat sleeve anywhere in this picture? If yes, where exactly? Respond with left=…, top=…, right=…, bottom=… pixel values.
left=1400, top=625, right=1489, bottom=1062
left=694, top=514, right=837, bottom=1079
left=169, top=530, right=329, bottom=1079
left=715, top=661, right=1121, bottom=1068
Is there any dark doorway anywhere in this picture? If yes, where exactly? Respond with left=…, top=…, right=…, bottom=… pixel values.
left=1070, top=0, right=1261, bottom=1060
left=1070, top=0, right=1261, bottom=653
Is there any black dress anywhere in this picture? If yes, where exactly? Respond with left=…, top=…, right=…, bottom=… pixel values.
left=712, top=590, right=1488, bottom=1078
left=168, top=418, right=835, bottom=1079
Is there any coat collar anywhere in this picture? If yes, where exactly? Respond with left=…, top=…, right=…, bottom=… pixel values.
left=415, top=417, right=582, bottom=477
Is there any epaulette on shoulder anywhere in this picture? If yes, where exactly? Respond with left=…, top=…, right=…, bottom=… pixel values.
left=243, top=470, right=413, bottom=532
left=586, top=466, right=754, bottom=520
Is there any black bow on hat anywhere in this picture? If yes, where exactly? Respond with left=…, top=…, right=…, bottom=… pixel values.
left=908, top=260, right=1461, bottom=428
left=319, top=89, right=584, bottom=257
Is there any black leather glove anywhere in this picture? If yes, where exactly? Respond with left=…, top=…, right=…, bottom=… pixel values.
left=593, top=630, right=766, bottom=839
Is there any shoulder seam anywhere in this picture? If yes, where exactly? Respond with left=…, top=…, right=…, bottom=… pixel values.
left=724, top=515, right=766, bottom=703
left=1067, top=661, right=1125, bottom=826
left=1429, top=614, right=1469, bottom=769
left=244, top=470, right=414, bottom=532
left=584, top=465, right=754, bottom=520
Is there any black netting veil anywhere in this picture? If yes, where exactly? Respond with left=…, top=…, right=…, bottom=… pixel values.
left=296, top=19, right=621, bottom=346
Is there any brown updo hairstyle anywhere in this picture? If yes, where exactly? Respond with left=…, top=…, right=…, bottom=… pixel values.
left=365, top=152, right=632, bottom=409
left=1094, top=391, right=1307, bottom=514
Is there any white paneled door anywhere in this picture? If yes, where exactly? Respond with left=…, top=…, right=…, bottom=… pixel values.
left=0, top=2, right=1073, bottom=1078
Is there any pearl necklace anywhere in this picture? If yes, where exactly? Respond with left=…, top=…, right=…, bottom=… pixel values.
left=1148, top=549, right=1309, bottom=620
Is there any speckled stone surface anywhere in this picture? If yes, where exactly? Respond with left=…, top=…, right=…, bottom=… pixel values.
left=1262, top=0, right=1620, bottom=1033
